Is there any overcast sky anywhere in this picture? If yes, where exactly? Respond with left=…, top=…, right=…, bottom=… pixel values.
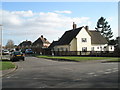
left=1, top=1, right=118, bottom=46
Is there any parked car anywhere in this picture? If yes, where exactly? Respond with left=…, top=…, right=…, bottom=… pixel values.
left=25, top=49, right=33, bottom=54
left=2, top=50, right=9, bottom=55
left=10, top=51, right=25, bottom=62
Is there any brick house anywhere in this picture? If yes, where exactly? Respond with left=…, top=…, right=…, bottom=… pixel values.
left=32, top=35, right=51, bottom=54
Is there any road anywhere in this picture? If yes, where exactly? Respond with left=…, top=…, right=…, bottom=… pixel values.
left=2, top=56, right=119, bottom=88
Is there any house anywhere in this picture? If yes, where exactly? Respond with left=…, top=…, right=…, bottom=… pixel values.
left=18, top=40, right=32, bottom=49
left=49, top=22, right=114, bottom=55
left=32, top=35, right=51, bottom=54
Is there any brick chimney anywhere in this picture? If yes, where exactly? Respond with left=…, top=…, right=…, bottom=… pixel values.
left=85, top=26, right=89, bottom=31
left=44, top=38, right=47, bottom=41
left=73, top=22, right=77, bottom=29
left=41, top=35, right=43, bottom=38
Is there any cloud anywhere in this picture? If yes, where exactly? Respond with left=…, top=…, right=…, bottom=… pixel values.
left=11, top=10, right=34, bottom=17
left=54, top=10, right=72, bottom=14
left=1, top=10, right=91, bottom=45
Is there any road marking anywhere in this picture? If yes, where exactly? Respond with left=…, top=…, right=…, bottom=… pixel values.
left=104, top=71, right=111, bottom=74
left=102, top=63, right=118, bottom=64
left=74, top=78, right=82, bottom=81
left=113, top=68, right=118, bottom=70
left=6, top=76, right=11, bottom=78
left=87, top=72, right=95, bottom=75
left=106, top=69, right=112, bottom=71
left=93, top=74, right=98, bottom=76
left=112, top=70, right=119, bottom=72
left=33, top=78, right=41, bottom=79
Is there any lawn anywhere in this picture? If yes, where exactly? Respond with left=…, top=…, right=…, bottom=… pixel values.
left=0, top=61, right=15, bottom=70
left=37, top=55, right=118, bottom=62
left=107, top=58, right=120, bottom=62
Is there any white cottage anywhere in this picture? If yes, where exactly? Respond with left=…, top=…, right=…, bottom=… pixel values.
left=49, top=23, right=114, bottom=55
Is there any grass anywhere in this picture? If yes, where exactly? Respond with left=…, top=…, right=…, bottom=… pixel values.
left=107, top=58, right=120, bottom=62
left=0, top=60, right=15, bottom=70
left=36, top=55, right=118, bottom=62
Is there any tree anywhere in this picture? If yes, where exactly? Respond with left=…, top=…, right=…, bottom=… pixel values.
left=6, top=40, right=14, bottom=49
left=95, top=17, right=113, bottom=41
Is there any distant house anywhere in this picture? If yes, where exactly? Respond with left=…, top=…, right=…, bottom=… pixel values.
left=18, top=40, right=32, bottom=49
left=32, top=35, right=51, bottom=54
left=49, top=22, right=114, bottom=55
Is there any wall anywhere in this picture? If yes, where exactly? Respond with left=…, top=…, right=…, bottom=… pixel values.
left=106, top=45, right=114, bottom=51
left=69, top=38, right=77, bottom=51
left=91, top=44, right=107, bottom=51
left=91, top=44, right=114, bottom=51
left=53, top=45, right=69, bottom=51
left=76, top=28, right=91, bottom=51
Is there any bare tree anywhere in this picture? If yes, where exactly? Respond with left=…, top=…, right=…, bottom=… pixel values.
left=6, top=40, right=14, bottom=49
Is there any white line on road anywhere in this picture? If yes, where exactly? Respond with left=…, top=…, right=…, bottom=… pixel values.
left=74, top=78, right=82, bottom=81
left=101, top=63, right=118, bottom=64
left=93, top=74, right=98, bottom=76
left=6, top=76, right=11, bottom=78
left=113, top=68, right=118, bottom=70
left=112, top=70, right=119, bottom=72
left=106, top=69, right=112, bottom=71
left=104, top=71, right=112, bottom=74
left=87, top=72, right=95, bottom=75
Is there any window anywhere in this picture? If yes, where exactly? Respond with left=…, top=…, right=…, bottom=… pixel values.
left=81, top=38, right=87, bottom=42
left=66, top=48, right=68, bottom=51
left=61, top=47, right=64, bottom=51
left=104, top=46, right=106, bottom=49
left=82, top=47, right=87, bottom=52
left=37, top=44, right=39, bottom=47
left=111, top=46, right=112, bottom=50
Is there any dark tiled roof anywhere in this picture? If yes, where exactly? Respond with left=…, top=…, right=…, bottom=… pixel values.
left=88, top=30, right=108, bottom=44
left=48, top=41, right=58, bottom=49
left=19, top=41, right=32, bottom=46
left=57, top=27, right=83, bottom=45
left=32, top=37, right=50, bottom=46
left=50, top=26, right=108, bottom=48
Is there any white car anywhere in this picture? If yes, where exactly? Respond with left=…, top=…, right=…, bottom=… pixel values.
left=2, top=50, right=9, bottom=55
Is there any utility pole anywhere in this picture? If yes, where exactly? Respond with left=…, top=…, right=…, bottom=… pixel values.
left=0, top=24, right=2, bottom=60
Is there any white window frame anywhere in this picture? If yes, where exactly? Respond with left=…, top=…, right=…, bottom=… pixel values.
left=82, top=47, right=87, bottom=51
left=81, top=38, right=87, bottom=42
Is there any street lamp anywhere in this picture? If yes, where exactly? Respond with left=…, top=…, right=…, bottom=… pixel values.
left=0, top=24, right=2, bottom=60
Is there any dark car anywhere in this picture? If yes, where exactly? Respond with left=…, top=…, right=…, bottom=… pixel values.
left=25, top=49, right=33, bottom=54
left=10, top=51, right=25, bottom=62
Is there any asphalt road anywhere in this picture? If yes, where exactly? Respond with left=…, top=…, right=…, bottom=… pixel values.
left=2, top=56, right=119, bottom=88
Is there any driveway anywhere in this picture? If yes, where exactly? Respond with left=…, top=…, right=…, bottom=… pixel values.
left=2, top=56, right=119, bottom=88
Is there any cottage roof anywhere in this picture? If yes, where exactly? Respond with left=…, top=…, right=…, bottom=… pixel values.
left=56, top=27, right=83, bottom=45
left=50, top=26, right=108, bottom=48
left=48, top=41, right=58, bottom=49
left=19, top=40, right=32, bottom=46
left=88, top=30, right=108, bottom=44
left=32, top=35, right=50, bottom=45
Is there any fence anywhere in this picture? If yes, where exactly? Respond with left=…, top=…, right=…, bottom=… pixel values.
left=42, top=50, right=120, bottom=57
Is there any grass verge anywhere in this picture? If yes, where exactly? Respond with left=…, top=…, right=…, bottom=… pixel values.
left=106, top=58, right=120, bottom=62
left=36, top=55, right=118, bottom=62
left=0, top=60, right=15, bottom=70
